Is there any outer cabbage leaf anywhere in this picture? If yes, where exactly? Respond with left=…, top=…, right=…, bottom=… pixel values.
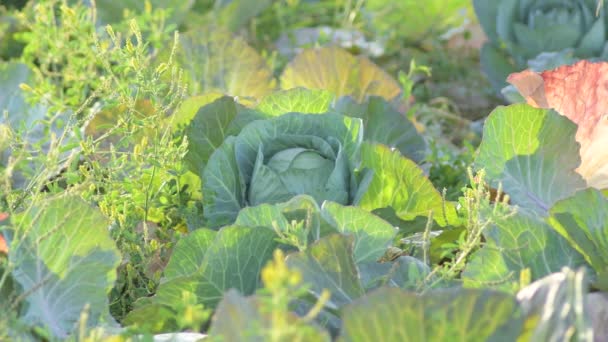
left=357, top=142, right=458, bottom=227
left=548, top=189, right=608, bottom=273
left=358, top=256, right=431, bottom=291
left=475, top=103, right=586, bottom=215
left=0, top=62, right=70, bottom=189
left=333, top=96, right=426, bottom=163
left=168, top=92, right=225, bottom=129
left=338, top=287, right=522, bottom=342
left=0, top=62, right=34, bottom=128
left=126, top=226, right=278, bottom=327
left=281, top=47, right=401, bottom=102
left=235, top=195, right=327, bottom=241
left=257, top=88, right=334, bottom=116
left=235, top=196, right=396, bottom=264
left=320, top=201, right=396, bottom=264
left=508, top=61, right=608, bottom=189
left=161, top=229, right=216, bottom=281
left=9, top=196, right=120, bottom=338
left=173, top=28, right=276, bottom=99
left=463, top=211, right=586, bottom=292
left=286, top=234, right=365, bottom=309
left=184, top=96, right=264, bottom=175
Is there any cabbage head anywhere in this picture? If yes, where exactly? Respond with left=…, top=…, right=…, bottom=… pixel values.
left=201, top=113, right=369, bottom=228
left=474, top=0, right=608, bottom=90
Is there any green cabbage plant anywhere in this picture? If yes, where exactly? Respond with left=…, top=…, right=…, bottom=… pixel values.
left=201, top=112, right=370, bottom=228
left=474, top=0, right=608, bottom=90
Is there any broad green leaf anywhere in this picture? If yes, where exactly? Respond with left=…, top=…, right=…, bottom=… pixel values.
left=168, top=92, right=224, bottom=129
left=358, top=256, right=431, bottom=291
left=333, top=96, right=426, bottom=162
left=184, top=96, right=264, bottom=175
left=9, top=196, right=120, bottom=338
left=121, top=303, right=179, bottom=333
left=357, top=142, right=457, bottom=227
left=320, top=201, right=396, bottom=264
left=132, top=226, right=277, bottom=313
left=174, top=28, right=276, bottom=99
left=516, top=268, right=593, bottom=341
left=257, top=88, right=334, bottom=116
left=281, top=47, right=402, bottom=102
left=385, top=256, right=432, bottom=290
left=476, top=104, right=586, bottom=216
left=202, top=137, right=246, bottom=228
left=235, top=195, right=330, bottom=242
left=507, top=61, right=608, bottom=189
left=162, top=229, right=216, bottom=281
left=338, top=287, right=522, bottom=342
left=463, top=211, right=586, bottom=292
left=209, top=289, right=331, bottom=341
left=356, top=262, right=394, bottom=291
left=0, top=62, right=68, bottom=189
left=208, top=290, right=262, bottom=341
left=286, top=234, right=365, bottom=309
left=548, top=189, right=608, bottom=273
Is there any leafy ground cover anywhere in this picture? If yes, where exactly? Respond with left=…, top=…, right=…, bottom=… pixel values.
left=0, top=0, right=607, bottom=341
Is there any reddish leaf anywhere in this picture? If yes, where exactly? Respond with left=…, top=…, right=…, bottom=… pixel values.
left=508, top=60, right=608, bottom=189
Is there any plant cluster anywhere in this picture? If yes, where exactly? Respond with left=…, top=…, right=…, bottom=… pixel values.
left=0, top=0, right=607, bottom=341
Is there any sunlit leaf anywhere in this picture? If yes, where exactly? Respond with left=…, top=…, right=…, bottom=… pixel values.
left=357, top=142, right=458, bottom=227
left=333, top=96, right=426, bottom=162
left=475, top=104, right=586, bottom=215
left=174, top=28, right=276, bottom=100
left=548, top=189, right=608, bottom=273
left=10, top=196, right=120, bottom=338
left=127, top=225, right=277, bottom=326
left=281, top=47, right=401, bottom=102
left=508, top=61, right=608, bottom=189
left=257, top=88, right=334, bottom=116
